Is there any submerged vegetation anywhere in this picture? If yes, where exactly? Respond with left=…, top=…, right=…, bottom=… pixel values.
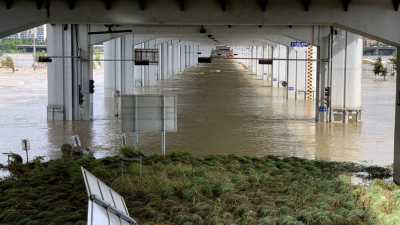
left=0, top=147, right=398, bottom=225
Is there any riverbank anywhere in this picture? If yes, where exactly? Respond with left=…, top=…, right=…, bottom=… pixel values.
left=0, top=149, right=397, bottom=225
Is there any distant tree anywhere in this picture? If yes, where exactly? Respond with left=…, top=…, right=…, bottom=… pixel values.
left=372, top=56, right=388, bottom=79
left=390, top=53, right=397, bottom=71
left=0, top=39, right=18, bottom=52
left=35, top=50, right=47, bottom=62
left=1, top=56, right=15, bottom=72
left=93, top=49, right=102, bottom=69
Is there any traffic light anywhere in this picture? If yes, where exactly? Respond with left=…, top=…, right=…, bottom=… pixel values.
left=38, top=56, right=52, bottom=62
left=79, top=85, right=84, bottom=105
left=89, top=80, right=95, bottom=94
left=324, top=87, right=330, bottom=107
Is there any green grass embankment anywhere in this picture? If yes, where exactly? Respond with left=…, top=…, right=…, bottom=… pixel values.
left=0, top=148, right=397, bottom=225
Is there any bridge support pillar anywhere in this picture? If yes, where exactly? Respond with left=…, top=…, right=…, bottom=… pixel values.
left=180, top=45, right=186, bottom=71
left=103, top=39, right=119, bottom=97
left=47, top=24, right=93, bottom=121
left=134, top=43, right=143, bottom=86
left=272, top=45, right=288, bottom=87
left=287, top=50, right=297, bottom=99
left=330, top=31, right=362, bottom=123
left=160, top=42, right=168, bottom=79
left=171, top=42, right=179, bottom=77
left=147, top=40, right=157, bottom=86
left=120, top=34, right=135, bottom=94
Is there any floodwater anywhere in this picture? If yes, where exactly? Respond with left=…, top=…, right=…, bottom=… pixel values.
left=0, top=55, right=396, bottom=170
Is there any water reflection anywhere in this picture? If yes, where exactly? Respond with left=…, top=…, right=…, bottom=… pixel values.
left=0, top=59, right=395, bottom=167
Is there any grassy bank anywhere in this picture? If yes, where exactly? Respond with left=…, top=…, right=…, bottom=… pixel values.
left=0, top=149, right=397, bottom=225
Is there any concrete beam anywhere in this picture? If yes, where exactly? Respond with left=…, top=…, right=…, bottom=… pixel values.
left=1, top=1, right=400, bottom=45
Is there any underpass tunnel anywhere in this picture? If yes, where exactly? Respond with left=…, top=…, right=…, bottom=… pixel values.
left=2, top=21, right=399, bottom=182
left=43, top=24, right=366, bottom=126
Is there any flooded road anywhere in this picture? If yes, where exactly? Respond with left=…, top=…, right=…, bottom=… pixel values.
left=0, top=57, right=396, bottom=168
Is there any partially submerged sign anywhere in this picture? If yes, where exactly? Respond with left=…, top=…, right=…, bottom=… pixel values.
left=70, top=135, right=81, bottom=147
left=121, top=94, right=177, bottom=155
left=121, top=94, right=177, bottom=133
left=81, top=167, right=137, bottom=225
left=21, top=139, right=30, bottom=150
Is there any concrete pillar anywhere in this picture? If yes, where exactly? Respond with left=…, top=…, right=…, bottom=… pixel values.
left=251, top=46, right=257, bottom=74
left=133, top=44, right=142, bottom=86
left=172, top=43, right=179, bottom=76
left=331, top=31, right=363, bottom=123
left=161, top=42, right=168, bottom=79
left=115, top=38, right=122, bottom=92
left=120, top=34, right=134, bottom=94
left=317, top=30, right=331, bottom=123
left=47, top=24, right=93, bottom=121
left=104, top=39, right=117, bottom=97
left=180, top=45, right=186, bottom=71
left=296, top=50, right=307, bottom=99
left=273, top=45, right=288, bottom=87
left=47, top=24, right=72, bottom=120
left=187, top=45, right=190, bottom=67
left=256, top=46, right=262, bottom=79
left=394, top=46, right=400, bottom=184
left=148, top=40, right=157, bottom=86
left=287, top=50, right=297, bottom=99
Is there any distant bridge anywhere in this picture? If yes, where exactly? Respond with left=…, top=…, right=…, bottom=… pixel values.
left=363, top=47, right=397, bottom=55
left=17, top=45, right=47, bottom=52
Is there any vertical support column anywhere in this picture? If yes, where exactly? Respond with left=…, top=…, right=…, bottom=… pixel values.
left=161, top=42, right=168, bottom=79
left=142, top=42, right=149, bottom=86
left=47, top=24, right=71, bottom=120
left=316, top=27, right=331, bottom=123
left=180, top=45, right=185, bottom=71
left=252, top=46, right=257, bottom=74
left=148, top=40, right=157, bottom=86
left=287, top=50, right=297, bottom=99
left=272, top=46, right=279, bottom=87
left=133, top=43, right=142, bottom=87
left=115, top=38, right=122, bottom=92
left=394, top=46, right=400, bottom=184
left=331, top=31, right=362, bottom=123
left=120, top=34, right=134, bottom=94
left=296, top=50, right=307, bottom=99
left=104, top=39, right=117, bottom=97
left=172, top=43, right=179, bottom=76
left=167, top=42, right=172, bottom=77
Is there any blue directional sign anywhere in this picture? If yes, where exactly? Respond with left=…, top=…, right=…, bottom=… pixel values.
left=291, top=42, right=309, bottom=47
left=319, top=106, right=327, bottom=112
left=288, top=87, right=294, bottom=91
left=291, top=42, right=309, bottom=51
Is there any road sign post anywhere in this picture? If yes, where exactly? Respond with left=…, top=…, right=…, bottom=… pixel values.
left=21, top=139, right=30, bottom=163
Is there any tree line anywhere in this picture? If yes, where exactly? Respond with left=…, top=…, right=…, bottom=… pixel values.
left=0, top=38, right=46, bottom=53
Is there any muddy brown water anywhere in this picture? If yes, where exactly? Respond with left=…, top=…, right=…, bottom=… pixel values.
left=0, top=58, right=396, bottom=172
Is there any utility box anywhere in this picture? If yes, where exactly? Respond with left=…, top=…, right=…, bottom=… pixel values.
left=333, top=110, right=343, bottom=122
left=332, top=109, right=362, bottom=123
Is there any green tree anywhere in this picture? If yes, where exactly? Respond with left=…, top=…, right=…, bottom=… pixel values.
left=93, top=49, right=102, bottom=69
left=0, top=39, right=18, bottom=52
left=390, top=53, right=397, bottom=71
left=372, top=56, right=388, bottom=80
left=1, top=55, right=15, bottom=72
left=35, top=50, right=47, bottom=62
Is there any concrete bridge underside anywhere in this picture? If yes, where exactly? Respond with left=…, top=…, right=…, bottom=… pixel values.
left=1, top=0, right=400, bottom=183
